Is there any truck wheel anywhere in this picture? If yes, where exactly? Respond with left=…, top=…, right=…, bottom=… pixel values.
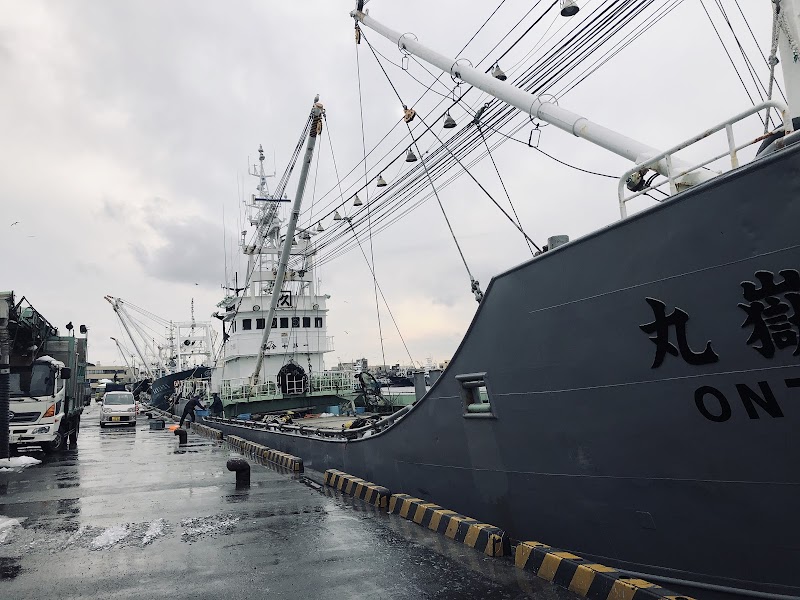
left=42, top=432, right=66, bottom=454
left=68, top=419, right=80, bottom=447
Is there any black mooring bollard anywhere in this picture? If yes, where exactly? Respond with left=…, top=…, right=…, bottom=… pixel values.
left=174, top=428, right=187, bottom=445
left=146, top=412, right=153, bottom=419
left=226, top=458, right=250, bottom=488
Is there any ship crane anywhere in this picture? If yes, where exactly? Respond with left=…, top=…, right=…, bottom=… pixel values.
left=104, top=295, right=167, bottom=378
left=110, top=336, right=136, bottom=373
left=250, top=97, right=325, bottom=386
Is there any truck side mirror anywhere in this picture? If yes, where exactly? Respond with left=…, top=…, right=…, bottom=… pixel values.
left=61, top=367, right=72, bottom=380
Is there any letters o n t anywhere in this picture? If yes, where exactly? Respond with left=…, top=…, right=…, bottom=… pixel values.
left=694, top=386, right=732, bottom=422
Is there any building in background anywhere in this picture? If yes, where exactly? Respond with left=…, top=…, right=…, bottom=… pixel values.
left=87, top=363, right=135, bottom=397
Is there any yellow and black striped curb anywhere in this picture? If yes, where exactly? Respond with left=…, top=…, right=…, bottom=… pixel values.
left=515, top=541, right=695, bottom=600
left=389, top=493, right=508, bottom=557
left=323, top=469, right=390, bottom=509
left=190, top=422, right=222, bottom=441
left=226, top=435, right=303, bottom=472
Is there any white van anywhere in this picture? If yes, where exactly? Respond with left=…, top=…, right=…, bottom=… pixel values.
left=100, top=391, right=137, bottom=428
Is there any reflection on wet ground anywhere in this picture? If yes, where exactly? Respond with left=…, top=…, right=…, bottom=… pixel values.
left=0, top=405, right=577, bottom=599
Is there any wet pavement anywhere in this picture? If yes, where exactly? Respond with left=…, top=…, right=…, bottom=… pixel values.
left=0, top=405, right=577, bottom=599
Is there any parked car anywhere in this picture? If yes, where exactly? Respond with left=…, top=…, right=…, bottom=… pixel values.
left=99, top=391, right=137, bottom=428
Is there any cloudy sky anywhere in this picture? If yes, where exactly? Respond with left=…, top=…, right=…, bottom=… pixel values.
left=1, top=1, right=780, bottom=368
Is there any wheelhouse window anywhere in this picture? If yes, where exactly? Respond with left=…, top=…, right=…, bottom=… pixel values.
left=242, top=318, right=252, bottom=330
left=291, top=317, right=300, bottom=328
left=302, top=317, right=311, bottom=328
left=256, top=318, right=265, bottom=329
left=272, top=318, right=277, bottom=328
left=314, top=317, right=323, bottom=328
left=280, top=317, right=289, bottom=328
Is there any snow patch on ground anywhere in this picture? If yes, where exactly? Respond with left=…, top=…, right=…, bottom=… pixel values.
left=90, top=524, right=130, bottom=550
left=0, top=516, right=23, bottom=544
left=180, top=515, right=239, bottom=541
left=0, top=456, right=42, bottom=472
left=141, top=519, right=167, bottom=546
left=63, top=524, right=89, bottom=548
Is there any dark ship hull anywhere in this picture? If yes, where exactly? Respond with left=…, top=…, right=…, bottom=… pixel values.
left=149, top=367, right=211, bottom=411
left=210, top=143, right=800, bottom=598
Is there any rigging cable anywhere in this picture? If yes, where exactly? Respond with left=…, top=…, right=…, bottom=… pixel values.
left=312, top=1, right=676, bottom=268
left=699, top=0, right=766, bottom=127
left=733, top=0, right=786, bottom=103
left=713, top=0, right=776, bottom=129
left=476, top=118, right=535, bottom=256
left=361, top=30, right=484, bottom=301
left=364, top=31, right=542, bottom=253
left=355, top=29, right=388, bottom=366
left=325, top=111, right=417, bottom=367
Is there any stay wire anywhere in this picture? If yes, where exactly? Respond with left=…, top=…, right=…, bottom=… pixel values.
left=363, top=31, right=543, bottom=253
left=699, top=0, right=766, bottom=127
left=713, top=0, right=777, bottom=129
left=476, top=123, right=535, bottom=256
left=361, top=31, right=479, bottom=290
left=355, top=36, right=387, bottom=369
left=733, top=0, right=786, bottom=102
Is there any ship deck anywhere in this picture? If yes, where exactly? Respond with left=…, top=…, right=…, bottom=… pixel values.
left=0, top=405, right=577, bottom=599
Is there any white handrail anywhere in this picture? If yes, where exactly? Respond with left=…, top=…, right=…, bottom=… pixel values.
left=617, top=100, right=792, bottom=218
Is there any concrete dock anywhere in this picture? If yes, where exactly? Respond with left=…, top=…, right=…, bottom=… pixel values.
left=0, top=405, right=577, bottom=599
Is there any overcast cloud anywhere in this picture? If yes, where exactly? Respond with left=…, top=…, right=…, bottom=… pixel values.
left=0, top=0, right=778, bottom=367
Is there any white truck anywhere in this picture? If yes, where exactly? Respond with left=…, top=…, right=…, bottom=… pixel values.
left=4, top=294, right=87, bottom=453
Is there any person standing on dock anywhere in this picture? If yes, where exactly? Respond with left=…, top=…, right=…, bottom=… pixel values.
left=179, top=395, right=206, bottom=427
left=210, top=393, right=223, bottom=418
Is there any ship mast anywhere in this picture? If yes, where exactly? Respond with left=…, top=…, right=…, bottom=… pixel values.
left=350, top=5, right=715, bottom=187
left=776, top=0, right=800, bottom=118
left=250, top=97, right=324, bottom=385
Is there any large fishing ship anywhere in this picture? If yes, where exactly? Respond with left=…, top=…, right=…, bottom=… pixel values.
left=203, top=2, right=800, bottom=598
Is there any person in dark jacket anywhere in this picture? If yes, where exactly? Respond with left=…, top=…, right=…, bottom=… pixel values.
left=180, top=395, right=206, bottom=427
left=210, top=393, right=223, bottom=417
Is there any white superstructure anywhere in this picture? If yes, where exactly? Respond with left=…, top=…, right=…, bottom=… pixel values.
left=213, top=144, right=346, bottom=401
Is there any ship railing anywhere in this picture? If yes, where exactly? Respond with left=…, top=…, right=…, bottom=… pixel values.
left=617, top=100, right=792, bottom=218
left=220, top=378, right=279, bottom=403
left=309, top=369, right=354, bottom=393
left=206, top=403, right=412, bottom=440
left=219, top=370, right=353, bottom=402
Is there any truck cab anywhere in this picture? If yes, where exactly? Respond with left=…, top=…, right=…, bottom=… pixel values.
left=9, top=356, right=73, bottom=452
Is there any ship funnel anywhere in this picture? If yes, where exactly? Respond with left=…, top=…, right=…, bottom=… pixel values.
left=443, top=112, right=456, bottom=129
left=491, top=64, right=507, bottom=81
left=406, top=148, right=418, bottom=162
left=353, top=195, right=363, bottom=206
left=376, top=174, right=387, bottom=187
left=560, top=0, right=580, bottom=16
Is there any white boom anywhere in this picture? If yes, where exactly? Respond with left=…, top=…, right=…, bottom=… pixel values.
left=350, top=6, right=713, bottom=187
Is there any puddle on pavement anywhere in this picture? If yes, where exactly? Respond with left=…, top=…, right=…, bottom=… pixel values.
left=0, top=556, right=22, bottom=580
